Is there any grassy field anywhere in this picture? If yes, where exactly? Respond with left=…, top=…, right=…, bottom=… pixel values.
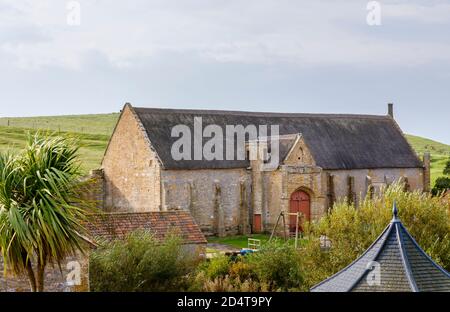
left=0, top=125, right=110, bottom=173
left=0, top=113, right=119, bottom=136
left=0, top=114, right=448, bottom=184
left=405, top=134, right=450, bottom=184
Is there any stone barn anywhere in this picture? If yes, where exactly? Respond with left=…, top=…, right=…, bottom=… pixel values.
left=98, top=103, right=429, bottom=236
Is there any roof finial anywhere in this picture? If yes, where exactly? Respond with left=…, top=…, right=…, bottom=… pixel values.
left=392, top=201, right=399, bottom=220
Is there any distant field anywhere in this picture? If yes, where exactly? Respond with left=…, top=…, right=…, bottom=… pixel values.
left=0, top=114, right=449, bottom=184
left=0, top=113, right=119, bottom=136
left=405, top=134, right=450, bottom=185
left=0, top=125, right=110, bottom=174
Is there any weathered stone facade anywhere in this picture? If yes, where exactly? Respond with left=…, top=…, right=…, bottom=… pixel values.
left=161, top=169, right=252, bottom=236
left=102, top=106, right=162, bottom=212
left=99, top=104, right=428, bottom=237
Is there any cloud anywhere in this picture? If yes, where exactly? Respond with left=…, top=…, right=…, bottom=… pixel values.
left=1, top=0, right=450, bottom=70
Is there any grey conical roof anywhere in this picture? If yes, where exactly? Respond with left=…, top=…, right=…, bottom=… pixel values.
left=311, top=203, right=450, bottom=292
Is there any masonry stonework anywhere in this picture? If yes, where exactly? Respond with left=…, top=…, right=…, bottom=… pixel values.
left=102, top=105, right=161, bottom=212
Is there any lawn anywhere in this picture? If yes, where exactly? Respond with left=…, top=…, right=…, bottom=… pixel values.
left=207, top=234, right=271, bottom=249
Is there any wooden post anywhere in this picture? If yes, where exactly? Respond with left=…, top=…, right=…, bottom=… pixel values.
left=281, top=212, right=287, bottom=241
left=294, top=212, right=299, bottom=249
left=269, top=212, right=282, bottom=241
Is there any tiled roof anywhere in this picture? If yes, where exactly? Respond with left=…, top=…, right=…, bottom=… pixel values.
left=84, top=211, right=207, bottom=245
left=311, top=203, right=450, bottom=292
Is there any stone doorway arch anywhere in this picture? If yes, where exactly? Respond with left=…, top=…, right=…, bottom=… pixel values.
left=289, top=189, right=311, bottom=233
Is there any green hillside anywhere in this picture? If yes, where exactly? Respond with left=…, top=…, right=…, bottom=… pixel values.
left=0, top=113, right=119, bottom=136
left=405, top=134, right=450, bottom=185
left=0, top=115, right=448, bottom=185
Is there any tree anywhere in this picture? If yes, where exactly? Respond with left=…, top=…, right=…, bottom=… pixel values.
left=444, top=158, right=450, bottom=176
left=0, top=134, right=90, bottom=292
left=432, top=177, right=450, bottom=196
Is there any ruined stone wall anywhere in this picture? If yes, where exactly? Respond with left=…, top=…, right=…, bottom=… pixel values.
left=263, top=166, right=424, bottom=234
left=161, top=169, right=251, bottom=236
left=325, top=167, right=425, bottom=206
left=102, top=105, right=161, bottom=212
left=0, top=253, right=89, bottom=292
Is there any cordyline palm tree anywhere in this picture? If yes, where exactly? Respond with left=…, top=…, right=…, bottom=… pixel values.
left=0, top=134, right=91, bottom=292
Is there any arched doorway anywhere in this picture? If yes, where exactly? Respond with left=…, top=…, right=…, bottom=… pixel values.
left=289, top=190, right=311, bottom=233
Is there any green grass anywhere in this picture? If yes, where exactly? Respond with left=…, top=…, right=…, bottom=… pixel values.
left=0, top=114, right=448, bottom=184
left=207, top=234, right=271, bottom=249
left=0, top=126, right=110, bottom=174
left=0, top=113, right=119, bottom=136
left=405, top=134, right=450, bottom=185
left=0, top=114, right=118, bottom=174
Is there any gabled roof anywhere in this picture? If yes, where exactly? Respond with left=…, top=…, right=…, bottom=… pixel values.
left=85, top=211, right=207, bottom=245
left=247, top=133, right=301, bottom=164
left=129, top=104, right=423, bottom=170
left=311, top=204, right=450, bottom=292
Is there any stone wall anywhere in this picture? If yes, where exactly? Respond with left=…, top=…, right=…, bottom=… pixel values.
left=102, top=105, right=162, bottom=212
left=262, top=166, right=424, bottom=234
left=325, top=167, right=425, bottom=207
left=161, top=169, right=251, bottom=236
left=0, top=253, right=89, bottom=292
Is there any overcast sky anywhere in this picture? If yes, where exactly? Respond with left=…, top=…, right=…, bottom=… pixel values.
left=0, top=0, right=449, bottom=144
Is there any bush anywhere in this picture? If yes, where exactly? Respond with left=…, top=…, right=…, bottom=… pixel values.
left=443, top=159, right=450, bottom=175
left=247, top=241, right=303, bottom=291
left=229, top=261, right=255, bottom=281
left=301, top=183, right=450, bottom=290
left=90, top=231, right=198, bottom=292
left=195, top=241, right=304, bottom=292
left=200, top=255, right=230, bottom=280
left=432, top=177, right=450, bottom=196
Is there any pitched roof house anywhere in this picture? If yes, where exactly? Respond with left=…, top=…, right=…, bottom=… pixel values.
left=311, top=203, right=450, bottom=292
left=100, top=103, right=429, bottom=236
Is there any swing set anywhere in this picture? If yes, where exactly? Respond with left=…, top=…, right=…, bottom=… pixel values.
left=268, top=211, right=304, bottom=249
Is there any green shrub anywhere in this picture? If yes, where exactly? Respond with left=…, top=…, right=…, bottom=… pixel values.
left=432, top=177, right=450, bottom=196
left=247, top=242, right=304, bottom=291
left=301, top=183, right=450, bottom=290
left=200, top=255, right=230, bottom=280
left=443, top=159, right=450, bottom=175
left=90, top=230, right=198, bottom=292
left=229, top=261, right=255, bottom=281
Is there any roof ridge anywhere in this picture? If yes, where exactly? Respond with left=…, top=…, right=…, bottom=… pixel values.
left=396, top=222, right=419, bottom=292
left=346, top=222, right=396, bottom=291
left=88, top=210, right=189, bottom=216
left=311, top=222, right=393, bottom=291
left=399, top=222, right=450, bottom=279
left=133, top=106, right=390, bottom=120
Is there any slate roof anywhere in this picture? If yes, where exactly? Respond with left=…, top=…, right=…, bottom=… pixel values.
left=310, top=204, right=450, bottom=292
left=130, top=105, right=423, bottom=170
left=84, top=211, right=207, bottom=245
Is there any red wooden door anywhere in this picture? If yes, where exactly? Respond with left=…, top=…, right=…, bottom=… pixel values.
left=289, top=190, right=310, bottom=233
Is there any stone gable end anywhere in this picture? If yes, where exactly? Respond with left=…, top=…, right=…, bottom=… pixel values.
left=102, top=105, right=162, bottom=212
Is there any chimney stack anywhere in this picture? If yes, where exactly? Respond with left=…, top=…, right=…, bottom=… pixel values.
left=388, top=103, right=394, bottom=118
